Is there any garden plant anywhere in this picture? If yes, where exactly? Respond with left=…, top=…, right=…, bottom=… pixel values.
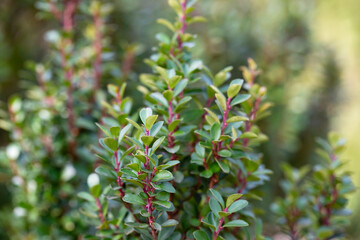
left=0, top=0, right=355, bottom=240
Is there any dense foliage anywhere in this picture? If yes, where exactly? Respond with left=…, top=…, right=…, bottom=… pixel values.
left=0, top=0, right=115, bottom=238
left=0, top=0, right=356, bottom=240
left=272, top=133, right=355, bottom=239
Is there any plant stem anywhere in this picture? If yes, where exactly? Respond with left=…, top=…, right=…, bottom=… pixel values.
left=143, top=129, right=157, bottom=239
left=221, top=97, right=231, bottom=134
left=114, top=148, right=139, bottom=222
left=167, top=97, right=176, bottom=159
left=95, top=197, right=105, bottom=224
left=319, top=152, right=338, bottom=227
left=207, top=98, right=231, bottom=200
left=213, top=207, right=228, bottom=240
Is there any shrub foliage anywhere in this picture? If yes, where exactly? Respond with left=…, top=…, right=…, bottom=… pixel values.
left=0, top=0, right=355, bottom=240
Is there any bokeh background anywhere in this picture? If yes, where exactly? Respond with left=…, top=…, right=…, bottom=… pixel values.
left=0, top=0, right=359, bottom=238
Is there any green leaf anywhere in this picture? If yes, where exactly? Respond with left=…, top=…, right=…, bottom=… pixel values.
left=127, top=163, right=140, bottom=172
left=219, top=211, right=231, bottom=218
left=162, top=219, right=179, bottom=227
left=227, top=116, right=249, bottom=123
left=226, top=194, right=243, bottom=208
left=218, top=150, right=231, bottom=157
left=103, top=137, right=118, bottom=152
left=228, top=199, right=248, bottom=213
left=119, top=124, right=132, bottom=144
left=227, top=84, right=241, bottom=99
left=209, top=198, right=222, bottom=217
left=193, top=230, right=209, bottom=240
left=201, top=215, right=217, bottom=231
left=145, top=115, right=158, bottom=130
left=153, top=222, right=162, bottom=231
left=96, top=123, right=111, bottom=137
left=121, top=178, right=144, bottom=188
left=140, top=107, right=153, bottom=124
left=140, top=210, right=151, bottom=218
left=107, top=84, right=119, bottom=97
left=204, top=108, right=220, bottom=124
left=209, top=189, right=224, bottom=208
left=78, top=192, right=95, bottom=202
left=120, top=168, right=138, bottom=178
left=153, top=200, right=171, bottom=209
left=163, top=90, right=173, bottom=102
left=95, top=165, right=115, bottom=178
left=90, top=184, right=101, bottom=198
left=240, top=132, right=257, bottom=139
left=141, top=136, right=154, bottom=146
left=150, top=121, right=163, bottom=136
left=110, top=126, right=120, bottom=138
left=188, top=60, right=203, bottom=74
left=156, top=33, right=170, bottom=45
left=158, top=160, right=180, bottom=170
left=151, top=136, right=165, bottom=155
left=200, top=169, right=213, bottom=178
left=173, top=79, right=188, bottom=96
left=125, top=222, right=149, bottom=229
left=151, top=93, right=168, bottom=107
left=195, top=130, right=211, bottom=140
left=231, top=94, right=251, bottom=106
left=121, top=145, right=136, bottom=160
left=169, top=119, right=181, bottom=132
left=214, top=67, right=233, bottom=86
left=174, top=96, right=192, bottom=112
left=153, top=182, right=176, bottom=193
left=215, top=93, right=227, bottom=112
left=155, top=66, right=169, bottom=83
left=223, top=220, right=248, bottom=228
left=169, top=75, right=182, bottom=89
left=157, top=18, right=175, bottom=32
left=216, top=160, right=230, bottom=173
left=188, top=16, right=207, bottom=25
left=195, top=143, right=205, bottom=158
left=122, top=193, right=146, bottom=206
left=210, top=123, right=221, bottom=141
left=168, top=0, right=181, bottom=15
left=156, top=191, right=170, bottom=201
left=152, top=170, right=173, bottom=182
left=126, top=118, right=142, bottom=131
left=164, top=145, right=180, bottom=154
left=316, top=227, right=334, bottom=239
left=205, top=115, right=216, bottom=126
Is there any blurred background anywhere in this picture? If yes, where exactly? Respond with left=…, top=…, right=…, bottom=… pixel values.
left=0, top=0, right=359, bottom=238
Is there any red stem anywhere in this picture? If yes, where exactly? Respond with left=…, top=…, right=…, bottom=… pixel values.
left=207, top=98, right=231, bottom=201
left=319, top=152, right=338, bottom=227
left=113, top=148, right=139, bottom=222
left=213, top=207, right=228, bottom=240
left=95, top=197, right=105, bottom=224
left=142, top=129, right=157, bottom=239
left=221, top=97, right=231, bottom=134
